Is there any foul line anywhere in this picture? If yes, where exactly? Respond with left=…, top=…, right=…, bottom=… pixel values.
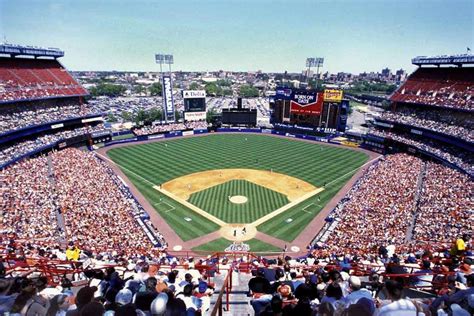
left=154, top=186, right=227, bottom=226
left=324, top=156, right=381, bottom=188
left=251, top=187, right=324, bottom=227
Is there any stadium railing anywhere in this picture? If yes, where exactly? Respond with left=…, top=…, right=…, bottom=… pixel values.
left=210, top=264, right=234, bottom=316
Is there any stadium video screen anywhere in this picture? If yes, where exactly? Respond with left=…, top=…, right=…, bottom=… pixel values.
left=222, top=109, right=257, bottom=125
left=184, top=98, right=206, bottom=112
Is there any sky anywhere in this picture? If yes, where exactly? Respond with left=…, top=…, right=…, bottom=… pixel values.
left=0, top=0, right=473, bottom=74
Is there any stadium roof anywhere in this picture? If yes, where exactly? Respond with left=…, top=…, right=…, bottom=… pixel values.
left=0, top=44, right=64, bottom=58
left=412, top=54, right=474, bottom=66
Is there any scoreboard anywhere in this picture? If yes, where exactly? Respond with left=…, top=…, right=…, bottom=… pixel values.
left=183, top=90, right=206, bottom=121
left=222, top=109, right=257, bottom=126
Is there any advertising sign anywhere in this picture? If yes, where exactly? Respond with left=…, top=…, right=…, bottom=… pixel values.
left=162, top=75, right=175, bottom=119
left=184, top=111, right=206, bottom=121
left=183, top=90, right=206, bottom=98
left=275, top=88, right=293, bottom=100
left=324, top=89, right=343, bottom=102
left=290, top=92, right=323, bottom=115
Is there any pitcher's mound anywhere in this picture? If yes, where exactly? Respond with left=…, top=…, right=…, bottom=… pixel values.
left=229, top=195, right=248, bottom=204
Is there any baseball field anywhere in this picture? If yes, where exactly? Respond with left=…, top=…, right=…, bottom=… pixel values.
left=105, top=133, right=369, bottom=252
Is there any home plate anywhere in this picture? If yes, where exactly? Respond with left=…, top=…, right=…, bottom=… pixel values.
left=173, top=245, right=183, bottom=251
left=285, top=218, right=293, bottom=223
left=291, top=246, right=300, bottom=252
left=184, top=217, right=192, bottom=222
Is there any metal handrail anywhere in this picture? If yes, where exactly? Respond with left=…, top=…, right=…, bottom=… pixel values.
left=210, top=265, right=234, bottom=316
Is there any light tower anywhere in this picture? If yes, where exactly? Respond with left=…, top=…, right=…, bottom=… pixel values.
left=155, top=53, right=175, bottom=122
left=306, top=57, right=324, bottom=87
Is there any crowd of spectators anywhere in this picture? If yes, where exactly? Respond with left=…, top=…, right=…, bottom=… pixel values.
left=133, top=121, right=208, bottom=136
left=0, top=156, right=62, bottom=245
left=0, top=125, right=107, bottom=167
left=2, top=240, right=473, bottom=316
left=379, top=110, right=474, bottom=143
left=51, top=148, right=166, bottom=256
left=0, top=84, right=87, bottom=103
left=0, top=145, right=472, bottom=315
left=247, top=253, right=474, bottom=316
left=312, top=153, right=472, bottom=259
left=0, top=262, right=216, bottom=315
left=368, top=129, right=473, bottom=175
left=313, top=154, right=422, bottom=257
left=393, top=84, right=474, bottom=110
left=413, top=162, right=473, bottom=244
left=0, top=103, right=101, bottom=135
left=133, top=123, right=186, bottom=136
left=183, top=120, right=208, bottom=130
left=1, top=147, right=166, bottom=261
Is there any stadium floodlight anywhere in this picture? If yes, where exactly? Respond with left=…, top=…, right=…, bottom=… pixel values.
left=155, top=54, right=165, bottom=64
left=306, top=57, right=324, bottom=85
left=164, top=54, right=174, bottom=65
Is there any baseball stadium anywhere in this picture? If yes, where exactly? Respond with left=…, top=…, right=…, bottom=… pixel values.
left=1, top=2, right=473, bottom=315
left=99, top=133, right=374, bottom=253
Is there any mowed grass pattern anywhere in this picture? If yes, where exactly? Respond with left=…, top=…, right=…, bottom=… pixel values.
left=188, top=180, right=289, bottom=223
left=107, top=134, right=369, bottom=243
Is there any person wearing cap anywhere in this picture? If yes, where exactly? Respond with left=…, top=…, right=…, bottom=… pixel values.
left=193, top=280, right=213, bottom=312
left=176, top=284, right=202, bottom=313
left=176, top=273, right=193, bottom=294
left=248, top=268, right=271, bottom=297
left=343, top=276, right=373, bottom=307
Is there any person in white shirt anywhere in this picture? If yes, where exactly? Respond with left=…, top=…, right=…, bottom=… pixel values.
left=376, top=279, right=417, bottom=316
left=344, top=276, right=373, bottom=307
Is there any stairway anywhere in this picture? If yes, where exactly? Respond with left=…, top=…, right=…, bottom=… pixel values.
left=207, top=272, right=254, bottom=316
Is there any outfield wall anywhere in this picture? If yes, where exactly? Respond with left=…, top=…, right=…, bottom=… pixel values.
left=102, top=128, right=345, bottom=148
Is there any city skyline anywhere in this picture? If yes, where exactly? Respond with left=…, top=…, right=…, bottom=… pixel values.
left=0, top=0, right=472, bottom=74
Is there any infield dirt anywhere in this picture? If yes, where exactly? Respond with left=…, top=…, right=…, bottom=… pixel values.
left=161, top=168, right=316, bottom=201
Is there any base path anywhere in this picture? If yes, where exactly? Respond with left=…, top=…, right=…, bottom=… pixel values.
left=154, top=186, right=227, bottom=226
left=251, top=187, right=324, bottom=226
left=162, top=168, right=316, bottom=201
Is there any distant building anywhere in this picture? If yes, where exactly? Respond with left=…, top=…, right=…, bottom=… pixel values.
left=381, top=68, right=391, bottom=77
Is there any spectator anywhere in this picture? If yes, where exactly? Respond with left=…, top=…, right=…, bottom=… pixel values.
left=377, top=279, right=417, bottom=316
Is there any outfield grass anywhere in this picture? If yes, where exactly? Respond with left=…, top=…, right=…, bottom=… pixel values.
left=188, top=180, right=289, bottom=223
left=191, top=238, right=282, bottom=253
left=107, top=134, right=369, bottom=243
